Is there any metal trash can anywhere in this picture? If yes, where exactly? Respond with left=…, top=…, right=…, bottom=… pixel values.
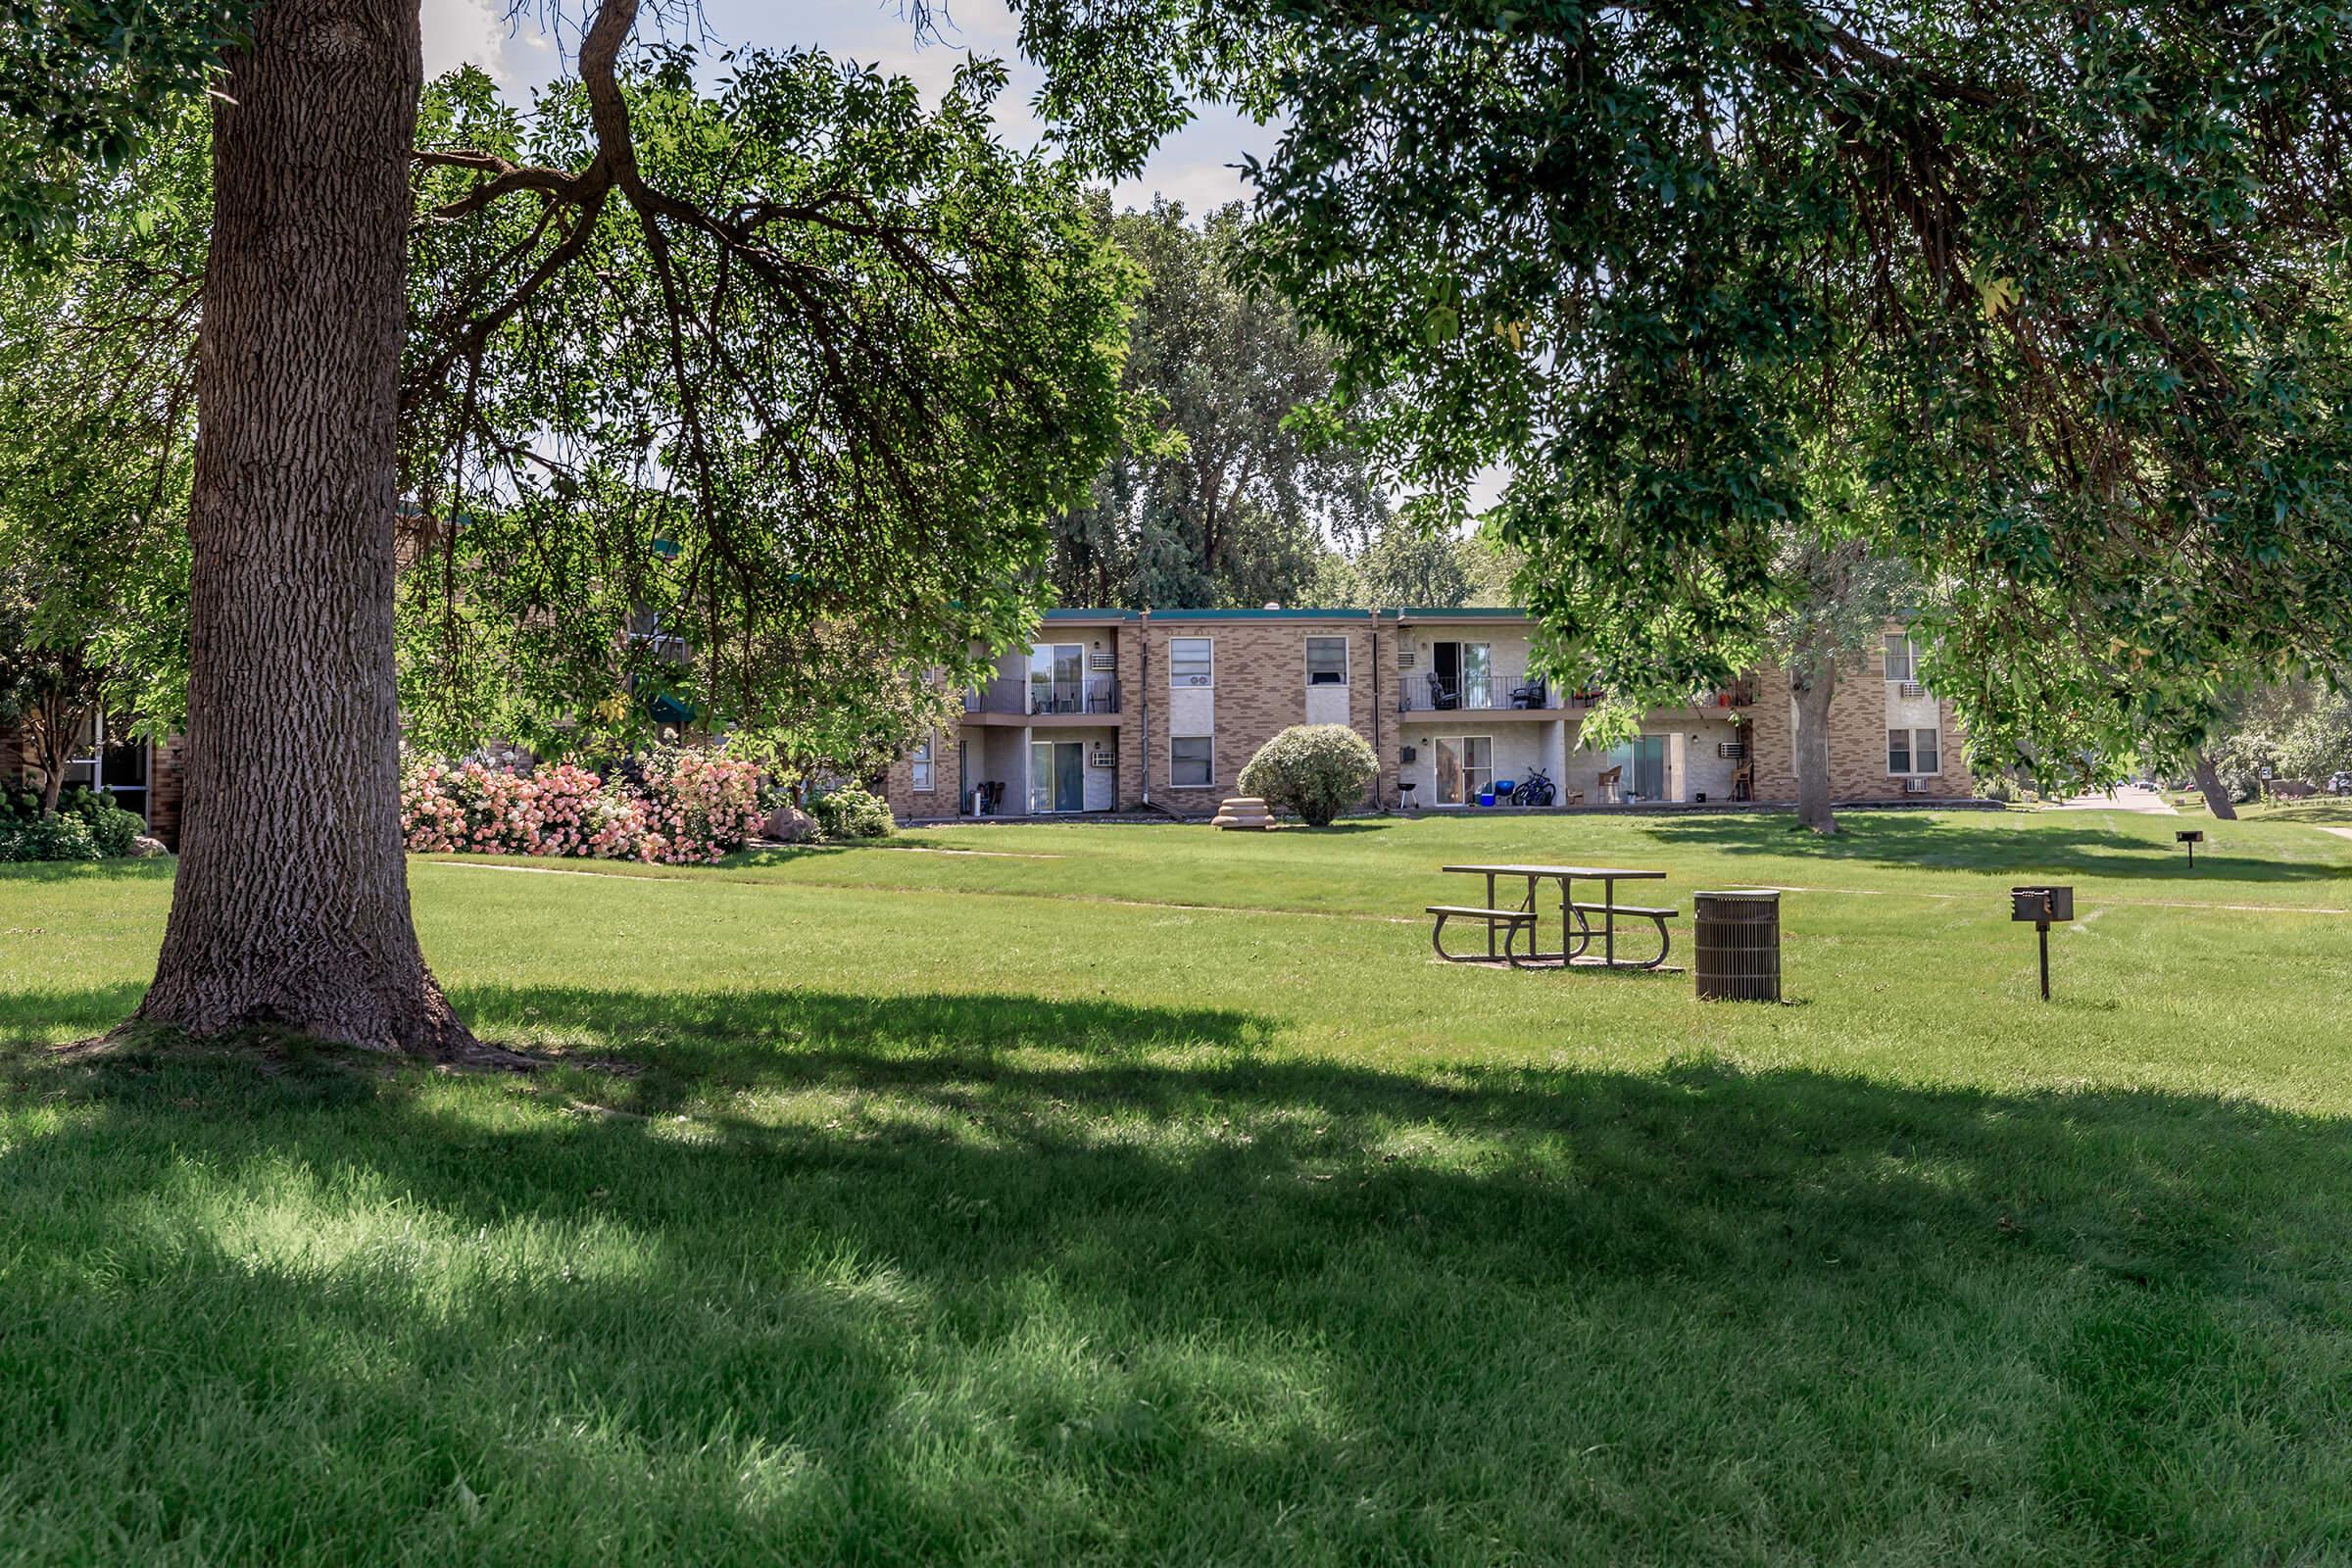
left=1693, top=890, right=1782, bottom=1002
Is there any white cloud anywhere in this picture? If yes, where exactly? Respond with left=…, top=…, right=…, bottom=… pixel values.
left=420, top=0, right=543, bottom=83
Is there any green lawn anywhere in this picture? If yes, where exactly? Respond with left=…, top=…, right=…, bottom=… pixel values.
left=6, top=808, right=2352, bottom=1563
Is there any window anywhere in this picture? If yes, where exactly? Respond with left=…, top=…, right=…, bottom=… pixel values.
left=1170, top=736, right=1213, bottom=787
left=1305, top=636, right=1348, bottom=686
left=911, top=732, right=934, bottom=792
left=1888, top=727, right=1940, bottom=775
left=1884, top=633, right=1920, bottom=682
left=1170, top=637, right=1213, bottom=688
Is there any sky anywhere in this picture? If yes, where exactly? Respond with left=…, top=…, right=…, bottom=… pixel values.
left=417, top=0, right=1269, bottom=216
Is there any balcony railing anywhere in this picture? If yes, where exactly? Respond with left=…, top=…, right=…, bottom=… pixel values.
left=1397, top=673, right=1553, bottom=712
left=963, top=677, right=1120, bottom=716
left=1695, top=677, right=1759, bottom=710
left=1394, top=675, right=1756, bottom=715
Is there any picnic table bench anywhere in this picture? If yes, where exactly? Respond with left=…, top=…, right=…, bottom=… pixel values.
left=1431, top=863, right=1681, bottom=970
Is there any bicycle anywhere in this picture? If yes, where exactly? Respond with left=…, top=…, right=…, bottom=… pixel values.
left=1510, top=769, right=1557, bottom=808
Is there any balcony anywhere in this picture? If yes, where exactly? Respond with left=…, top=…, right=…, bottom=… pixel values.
left=963, top=677, right=1121, bottom=717
left=1394, top=675, right=1754, bottom=716
left=1695, top=676, right=1758, bottom=710
left=1397, top=673, right=1555, bottom=713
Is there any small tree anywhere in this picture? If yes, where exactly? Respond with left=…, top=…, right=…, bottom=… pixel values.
left=1238, top=724, right=1377, bottom=826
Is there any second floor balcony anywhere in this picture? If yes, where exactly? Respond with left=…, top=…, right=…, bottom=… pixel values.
left=1398, top=673, right=1556, bottom=712
left=965, top=676, right=1121, bottom=717
left=1396, top=673, right=1758, bottom=715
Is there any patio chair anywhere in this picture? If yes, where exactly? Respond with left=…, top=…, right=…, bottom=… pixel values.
left=1507, top=678, right=1547, bottom=709
left=1426, top=672, right=1457, bottom=710
left=1596, top=764, right=1622, bottom=805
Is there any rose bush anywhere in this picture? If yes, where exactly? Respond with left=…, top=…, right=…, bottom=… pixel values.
left=402, top=747, right=763, bottom=863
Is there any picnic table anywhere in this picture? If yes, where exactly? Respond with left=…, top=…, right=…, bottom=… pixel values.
left=1428, top=862, right=1678, bottom=970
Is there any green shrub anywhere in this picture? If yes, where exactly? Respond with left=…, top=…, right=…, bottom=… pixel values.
left=0, top=810, right=101, bottom=862
left=60, top=788, right=144, bottom=857
left=808, top=784, right=894, bottom=840
left=1238, top=724, right=1379, bottom=827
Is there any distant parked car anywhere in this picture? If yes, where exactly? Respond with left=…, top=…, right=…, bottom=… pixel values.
left=2330, top=771, right=2352, bottom=796
left=2131, top=777, right=2156, bottom=790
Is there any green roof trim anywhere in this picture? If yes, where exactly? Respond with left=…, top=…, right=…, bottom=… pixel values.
left=1385, top=606, right=1531, bottom=619
left=1042, top=608, right=1142, bottom=621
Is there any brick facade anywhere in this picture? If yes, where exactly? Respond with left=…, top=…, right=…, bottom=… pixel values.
left=880, top=610, right=1972, bottom=821
left=1743, top=624, right=1973, bottom=804
left=1141, top=612, right=1383, bottom=817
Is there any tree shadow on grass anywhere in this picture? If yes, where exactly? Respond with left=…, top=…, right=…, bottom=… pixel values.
left=6, top=984, right=2352, bottom=1560
left=1642, top=810, right=2348, bottom=883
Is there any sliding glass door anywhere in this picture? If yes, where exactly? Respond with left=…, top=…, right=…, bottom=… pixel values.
left=1607, top=736, right=1668, bottom=801
left=1029, top=644, right=1086, bottom=714
left=1433, top=736, right=1494, bottom=805
left=1029, top=741, right=1085, bottom=813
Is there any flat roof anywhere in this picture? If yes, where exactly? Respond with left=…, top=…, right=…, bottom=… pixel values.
left=1146, top=607, right=1377, bottom=621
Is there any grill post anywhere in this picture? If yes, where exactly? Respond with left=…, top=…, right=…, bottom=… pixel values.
left=1693, top=890, right=1782, bottom=1002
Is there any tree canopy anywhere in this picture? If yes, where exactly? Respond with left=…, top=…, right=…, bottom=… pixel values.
left=393, top=52, right=1138, bottom=757
left=1046, top=199, right=1387, bottom=610
left=0, top=99, right=205, bottom=801
left=1014, top=0, right=2352, bottom=773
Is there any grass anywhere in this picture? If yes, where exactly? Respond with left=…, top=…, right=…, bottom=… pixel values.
left=5, top=807, right=2352, bottom=1563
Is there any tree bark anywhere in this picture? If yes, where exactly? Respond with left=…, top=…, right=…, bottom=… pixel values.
left=1789, top=663, right=1838, bottom=834
left=2191, top=750, right=2239, bottom=821
left=134, top=0, right=473, bottom=1055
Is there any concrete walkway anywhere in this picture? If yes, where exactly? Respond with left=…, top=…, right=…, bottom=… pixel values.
left=2043, top=784, right=2178, bottom=814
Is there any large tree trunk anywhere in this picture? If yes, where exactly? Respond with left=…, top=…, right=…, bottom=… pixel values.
left=1789, top=664, right=1838, bottom=834
left=134, top=0, right=472, bottom=1055
left=2190, top=750, right=2239, bottom=821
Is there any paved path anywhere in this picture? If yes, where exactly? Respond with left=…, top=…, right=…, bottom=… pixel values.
left=2044, top=784, right=2178, bottom=814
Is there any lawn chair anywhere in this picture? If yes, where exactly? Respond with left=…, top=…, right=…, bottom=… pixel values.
left=1596, top=764, right=1622, bottom=805
left=1507, top=678, right=1547, bottom=709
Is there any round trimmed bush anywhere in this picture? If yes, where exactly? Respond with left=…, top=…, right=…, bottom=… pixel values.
left=809, top=784, right=895, bottom=840
left=1238, top=724, right=1379, bottom=827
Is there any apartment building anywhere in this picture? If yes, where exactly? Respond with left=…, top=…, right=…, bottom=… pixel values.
left=881, top=608, right=1972, bottom=820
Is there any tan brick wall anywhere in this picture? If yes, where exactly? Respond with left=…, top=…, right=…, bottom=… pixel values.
left=147, top=736, right=185, bottom=848
left=1115, top=627, right=1146, bottom=808
left=1141, top=615, right=1386, bottom=817
left=1746, top=632, right=1972, bottom=804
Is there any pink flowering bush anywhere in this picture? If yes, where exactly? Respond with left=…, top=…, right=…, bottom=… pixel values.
left=402, top=747, right=763, bottom=864
left=635, top=746, right=766, bottom=865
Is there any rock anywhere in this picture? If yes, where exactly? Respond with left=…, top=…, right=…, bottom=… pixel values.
left=128, top=836, right=170, bottom=858
left=764, top=803, right=817, bottom=843
left=1212, top=796, right=1273, bottom=831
